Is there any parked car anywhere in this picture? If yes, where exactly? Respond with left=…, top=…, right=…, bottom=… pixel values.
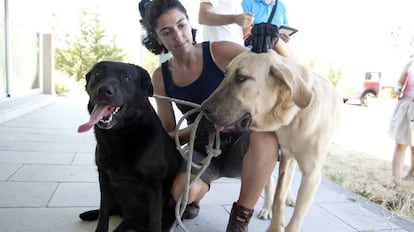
left=336, top=71, right=382, bottom=106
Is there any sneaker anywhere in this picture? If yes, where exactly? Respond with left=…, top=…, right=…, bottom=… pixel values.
left=226, top=202, right=254, bottom=232
left=182, top=201, right=200, bottom=219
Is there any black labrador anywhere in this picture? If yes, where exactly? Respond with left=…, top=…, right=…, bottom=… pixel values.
left=77, top=61, right=182, bottom=232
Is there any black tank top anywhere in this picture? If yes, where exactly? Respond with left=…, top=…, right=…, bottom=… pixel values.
left=161, top=42, right=224, bottom=124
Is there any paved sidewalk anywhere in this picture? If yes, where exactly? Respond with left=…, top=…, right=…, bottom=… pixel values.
left=0, top=94, right=413, bottom=232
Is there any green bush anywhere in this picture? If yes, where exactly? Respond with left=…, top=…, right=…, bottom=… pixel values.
left=54, top=8, right=126, bottom=82
left=54, top=74, right=73, bottom=95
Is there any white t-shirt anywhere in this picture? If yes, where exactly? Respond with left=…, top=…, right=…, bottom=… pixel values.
left=200, top=0, right=244, bottom=45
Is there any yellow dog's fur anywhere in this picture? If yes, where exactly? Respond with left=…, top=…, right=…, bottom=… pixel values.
left=202, top=50, right=341, bottom=232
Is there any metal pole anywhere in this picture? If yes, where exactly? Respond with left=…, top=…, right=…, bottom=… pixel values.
left=4, top=0, right=10, bottom=97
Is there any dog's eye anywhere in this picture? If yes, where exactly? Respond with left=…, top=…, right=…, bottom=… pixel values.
left=121, top=74, right=131, bottom=82
left=236, top=75, right=247, bottom=82
left=94, top=71, right=103, bottom=79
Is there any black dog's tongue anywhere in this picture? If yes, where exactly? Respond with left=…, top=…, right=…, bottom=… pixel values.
left=77, top=104, right=115, bottom=133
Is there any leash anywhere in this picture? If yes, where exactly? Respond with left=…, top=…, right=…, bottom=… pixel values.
left=151, top=94, right=222, bottom=232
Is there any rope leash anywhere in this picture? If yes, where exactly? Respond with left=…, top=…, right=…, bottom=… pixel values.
left=151, top=94, right=222, bottom=232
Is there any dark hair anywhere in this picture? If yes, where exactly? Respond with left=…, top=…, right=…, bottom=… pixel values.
left=138, top=0, right=197, bottom=55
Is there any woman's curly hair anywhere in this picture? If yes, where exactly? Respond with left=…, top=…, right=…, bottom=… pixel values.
left=138, top=0, right=197, bottom=55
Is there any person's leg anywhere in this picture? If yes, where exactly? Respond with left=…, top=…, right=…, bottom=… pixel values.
left=227, top=131, right=278, bottom=231
left=383, top=143, right=407, bottom=188
left=170, top=172, right=208, bottom=219
left=171, top=173, right=209, bottom=204
left=402, top=146, right=414, bottom=180
left=170, top=149, right=212, bottom=219
left=238, top=131, right=278, bottom=208
left=392, top=144, right=407, bottom=184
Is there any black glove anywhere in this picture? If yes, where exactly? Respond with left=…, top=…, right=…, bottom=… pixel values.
left=248, top=23, right=279, bottom=53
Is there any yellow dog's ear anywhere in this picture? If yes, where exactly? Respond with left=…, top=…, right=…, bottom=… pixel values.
left=270, top=56, right=313, bottom=108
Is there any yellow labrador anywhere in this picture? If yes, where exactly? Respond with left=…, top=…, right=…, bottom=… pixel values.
left=258, top=165, right=296, bottom=220
left=202, top=50, right=341, bottom=232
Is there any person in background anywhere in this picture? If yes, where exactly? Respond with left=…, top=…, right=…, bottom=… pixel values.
left=139, top=0, right=293, bottom=230
left=383, top=57, right=414, bottom=189
left=198, top=0, right=253, bottom=45
left=242, top=0, right=291, bottom=43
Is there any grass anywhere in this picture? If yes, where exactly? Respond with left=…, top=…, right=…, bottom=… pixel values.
left=323, top=143, right=414, bottom=223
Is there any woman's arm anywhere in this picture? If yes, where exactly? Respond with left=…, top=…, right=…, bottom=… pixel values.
left=152, top=67, right=194, bottom=144
left=198, top=2, right=253, bottom=28
left=152, top=67, right=175, bottom=132
left=272, top=39, right=297, bottom=61
left=209, top=41, right=247, bottom=71
left=394, top=59, right=413, bottom=96
left=398, top=60, right=413, bottom=85
left=210, top=39, right=297, bottom=71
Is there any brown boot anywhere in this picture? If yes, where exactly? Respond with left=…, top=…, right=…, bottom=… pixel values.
left=226, top=202, right=254, bottom=232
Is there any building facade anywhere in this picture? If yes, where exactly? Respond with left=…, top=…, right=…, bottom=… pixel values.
left=1, top=0, right=53, bottom=100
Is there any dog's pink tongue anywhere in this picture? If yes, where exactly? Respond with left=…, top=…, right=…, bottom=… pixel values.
left=77, top=104, right=112, bottom=133
left=214, top=124, right=225, bottom=131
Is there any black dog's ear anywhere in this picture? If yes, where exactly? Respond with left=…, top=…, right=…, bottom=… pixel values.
left=85, top=62, right=99, bottom=84
left=137, top=65, right=154, bottom=97
left=84, top=69, right=92, bottom=91
left=84, top=62, right=102, bottom=91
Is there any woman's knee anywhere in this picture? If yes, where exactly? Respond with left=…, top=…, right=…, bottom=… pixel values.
left=395, top=144, right=407, bottom=153
left=171, top=173, right=209, bottom=203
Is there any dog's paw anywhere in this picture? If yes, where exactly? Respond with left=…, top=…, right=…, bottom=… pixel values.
left=285, top=193, right=296, bottom=207
left=79, top=209, right=99, bottom=221
left=257, top=208, right=272, bottom=220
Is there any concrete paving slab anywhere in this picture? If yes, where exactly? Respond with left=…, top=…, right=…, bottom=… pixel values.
left=0, top=207, right=122, bottom=232
left=49, top=183, right=99, bottom=207
left=72, top=152, right=95, bottom=165
left=0, top=163, right=21, bottom=181
left=320, top=201, right=404, bottom=231
left=286, top=203, right=356, bottom=231
left=0, top=151, right=75, bottom=164
left=41, top=141, right=95, bottom=153
left=9, top=164, right=97, bottom=182
left=0, top=141, right=47, bottom=152
left=173, top=205, right=229, bottom=232
left=201, top=181, right=242, bottom=205
left=0, top=182, right=57, bottom=207
left=313, top=183, right=353, bottom=203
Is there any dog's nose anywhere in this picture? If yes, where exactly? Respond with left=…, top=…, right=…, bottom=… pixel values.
left=201, top=102, right=215, bottom=115
left=98, top=85, right=115, bottom=97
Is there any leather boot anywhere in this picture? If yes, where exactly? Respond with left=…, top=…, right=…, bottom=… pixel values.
left=226, top=202, right=254, bottom=232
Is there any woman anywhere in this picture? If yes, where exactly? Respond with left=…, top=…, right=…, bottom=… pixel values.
left=383, top=57, right=414, bottom=189
left=139, top=0, right=294, bottom=230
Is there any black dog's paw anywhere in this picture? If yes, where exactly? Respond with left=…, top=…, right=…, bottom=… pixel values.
left=79, top=209, right=99, bottom=221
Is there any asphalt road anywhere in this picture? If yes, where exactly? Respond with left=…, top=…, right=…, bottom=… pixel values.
left=333, top=98, right=412, bottom=164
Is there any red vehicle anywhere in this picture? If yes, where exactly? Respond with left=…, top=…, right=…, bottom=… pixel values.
left=336, top=71, right=382, bottom=106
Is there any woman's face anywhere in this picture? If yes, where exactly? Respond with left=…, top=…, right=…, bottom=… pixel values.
left=155, top=9, right=193, bottom=55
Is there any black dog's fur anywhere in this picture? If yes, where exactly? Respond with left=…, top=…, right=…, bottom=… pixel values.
left=78, top=61, right=182, bottom=232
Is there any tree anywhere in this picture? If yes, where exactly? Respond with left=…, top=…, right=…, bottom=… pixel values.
left=55, top=8, right=126, bottom=81
left=303, top=59, right=342, bottom=86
